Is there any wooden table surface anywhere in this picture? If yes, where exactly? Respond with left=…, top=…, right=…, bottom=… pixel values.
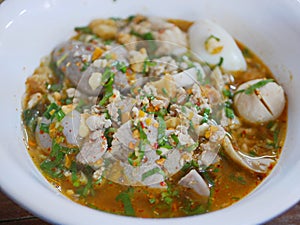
left=0, top=189, right=299, bottom=225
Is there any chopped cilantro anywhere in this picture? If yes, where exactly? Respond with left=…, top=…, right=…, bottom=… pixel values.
left=116, top=187, right=135, bottom=216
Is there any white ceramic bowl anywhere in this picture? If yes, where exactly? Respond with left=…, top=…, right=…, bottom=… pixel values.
left=0, top=0, right=299, bottom=224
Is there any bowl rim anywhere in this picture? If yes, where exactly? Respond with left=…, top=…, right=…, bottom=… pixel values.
left=0, top=0, right=300, bottom=225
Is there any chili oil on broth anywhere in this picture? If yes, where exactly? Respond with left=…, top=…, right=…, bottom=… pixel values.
left=22, top=15, right=287, bottom=218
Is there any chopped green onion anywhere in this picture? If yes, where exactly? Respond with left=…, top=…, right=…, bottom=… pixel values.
left=229, top=174, right=246, bottom=185
left=170, top=133, right=179, bottom=145
left=201, top=170, right=215, bottom=187
left=205, top=35, right=221, bottom=43
left=104, top=127, right=116, bottom=148
left=235, top=79, right=274, bottom=95
left=130, top=30, right=154, bottom=40
left=217, top=57, right=224, bottom=67
left=43, top=102, right=58, bottom=119
left=154, top=108, right=168, bottom=117
left=128, top=139, right=147, bottom=167
left=142, top=32, right=155, bottom=40
left=272, top=128, right=280, bottom=149
left=137, top=122, right=148, bottom=141
left=80, top=61, right=90, bottom=72
left=196, top=68, right=204, bottom=83
left=222, top=89, right=233, bottom=98
left=101, top=68, right=115, bottom=84
left=40, top=123, right=49, bottom=133
left=224, top=101, right=234, bottom=119
left=65, top=98, right=73, bottom=105
left=142, top=58, right=157, bottom=74
left=74, top=26, right=92, bottom=34
left=56, top=53, right=69, bottom=67
left=149, top=198, right=156, bottom=204
left=201, top=108, right=211, bottom=124
left=142, top=167, right=165, bottom=181
left=157, top=116, right=167, bottom=147
left=185, top=141, right=199, bottom=152
left=249, top=150, right=258, bottom=157
left=109, top=17, right=121, bottom=21
left=70, top=161, right=80, bottom=187
left=99, top=70, right=114, bottom=106
left=127, top=15, right=136, bottom=22
left=156, top=149, right=163, bottom=155
left=82, top=176, right=94, bottom=197
left=159, top=144, right=173, bottom=150
left=116, top=61, right=127, bottom=73
left=162, top=87, right=168, bottom=97
left=47, top=83, right=63, bottom=92
left=244, top=79, right=274, bottom=95
left=55, top=109, right=66, bottom=122
left=242, top=48, right=252, bottom=58
left=225, top=107, right=234, bottom=119
left=43, top=102, right=65, bottom=121
left=181, top=160, right=199, bottom=172
left=103, top=39, right=113, bottom=45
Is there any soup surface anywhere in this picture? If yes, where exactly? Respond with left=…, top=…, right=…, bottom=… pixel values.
left=22, top=15, right=287, bottom=217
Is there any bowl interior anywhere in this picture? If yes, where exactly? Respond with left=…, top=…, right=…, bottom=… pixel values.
left=0, top=0, right=299, bottom=225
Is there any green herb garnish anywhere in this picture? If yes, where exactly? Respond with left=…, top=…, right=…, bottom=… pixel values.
left=185, top=141, right=199, bottom=152
left=128, top=139, right=147, bottom=167
left=80, top=61, right=90, bottom=72
left=74, top=26, right=93, bottom=34
left=205, top=35, right=220, bottom=43
left=127, top=15, right=136, bottom=22
left=229, top=174, right=246, bottom=185
left=225, top=107, right=235, bottom=119
left=242, top=47, right=252, bottom=58
left=235, top=79, right=274, bottom=95
left=43, top=102, right=65, bottom=121
left=224, top=101, right=234, bottom=119
left=116, top=187, right=135, bottom=216
left=23, top=108, right=40, bottom=133
left=201, top=108, right=211, bottom=124
left=99, top=68, right=115, bottom=106
left=47, top=83, right=63, bottom=92
left=115, top=61, right=127, bottom=73
left=142, top=167, right=165, bottom=181
left=130, top=30, right=155, bottom=40
left=40, top=141, right=65, bottom=178
left=157, top=116, right=167, bottom=147
left=40, top=140, right=79, bottom=178
left=56, top=53, right=68, bottom=67
left=142, top=58, right=157, bottom=74
left=70, top=161, right=80, bottom=187
left=201, top=170, right=215, bottom=187
left=40, top=123, right=49, bottom=133
left=170, top=133, right=179, bottom=146
left=217, top=57, right=224, bottom=67
left=222, top=89, right=233, bottom=98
